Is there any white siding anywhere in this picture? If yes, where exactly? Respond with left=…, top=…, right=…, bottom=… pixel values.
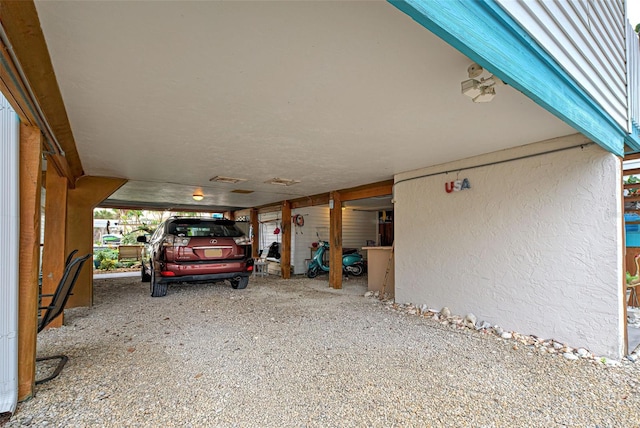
left=289, top=206, right=378, bottom=275
left=258, top=211, right=281, bottom=258
left=497, top=0, right=628, bottom=130
left=342, top=210, right=378, bottom=251
left=0, top=95, right=19, bottom=413
left=291, top=206, right=330, bottom=274
left=627, top=21, right=640, bottom=132
left=394, top=135, right=624, bottom=359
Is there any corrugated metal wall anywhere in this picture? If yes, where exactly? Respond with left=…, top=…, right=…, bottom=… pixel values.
left=0, top=95, right=19, bottom=414
left=497, top=0, right=628, bottom=131
left=627, top=20, right=640, bottom=132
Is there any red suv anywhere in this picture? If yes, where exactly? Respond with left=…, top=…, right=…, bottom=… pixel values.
left=138, top=217, right=253, bottom=297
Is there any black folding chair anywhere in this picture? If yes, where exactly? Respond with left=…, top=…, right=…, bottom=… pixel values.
left=36, top=252, right=91, bottom=385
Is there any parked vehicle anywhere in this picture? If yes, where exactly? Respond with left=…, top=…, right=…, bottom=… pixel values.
left=306, top=239, right=366, bottom=278
left=137, top=217, right=253, bottom=297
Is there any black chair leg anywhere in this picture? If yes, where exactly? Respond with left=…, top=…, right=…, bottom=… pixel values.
left=35, top=355, right=69, bottom=385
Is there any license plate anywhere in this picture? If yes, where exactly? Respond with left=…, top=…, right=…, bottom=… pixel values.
left=204, top=249, right=223, bottom=258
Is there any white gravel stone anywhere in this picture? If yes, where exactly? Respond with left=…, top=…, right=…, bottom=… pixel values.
left=6, top=275, right=640, bottom=427
left=563, top=353, right=579, bottom=361
left=463, top=313, right=476, bottom=328
left=440, top=307, right=451, bottom=318
left=501, top=332, right=512, bottom=340
left=577, top=348, right=589, bottom=357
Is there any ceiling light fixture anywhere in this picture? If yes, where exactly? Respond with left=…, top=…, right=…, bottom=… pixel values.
left=192, top=188, right=204, bottom=201
left=461, top=63, right=502, bottom=103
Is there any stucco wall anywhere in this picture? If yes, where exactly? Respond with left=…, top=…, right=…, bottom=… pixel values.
left=394, top=135, right=624, bottom=358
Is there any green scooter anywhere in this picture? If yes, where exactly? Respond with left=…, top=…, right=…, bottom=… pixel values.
left=306, top=239, right=366, bottom=278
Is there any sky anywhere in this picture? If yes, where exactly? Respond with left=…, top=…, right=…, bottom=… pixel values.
left=630, top=1, right=640, bottom=26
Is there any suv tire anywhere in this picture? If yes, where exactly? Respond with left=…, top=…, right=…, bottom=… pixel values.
left=230, top=277, right=249, bottom=289
left=141, top=263, right=151, bottom=282
left=150, top=269, right=168, bottom=297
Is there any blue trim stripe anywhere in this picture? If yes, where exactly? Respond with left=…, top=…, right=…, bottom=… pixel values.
left=389, top=0, right=632, bottom=156
left=627, top=120, right=640, bottom=149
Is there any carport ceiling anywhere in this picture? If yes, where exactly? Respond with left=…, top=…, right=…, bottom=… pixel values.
left=34, top=1, right=576, bottom=211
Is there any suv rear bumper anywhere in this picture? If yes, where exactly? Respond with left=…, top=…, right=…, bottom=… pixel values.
left=157, top=271, right=251, bottom=284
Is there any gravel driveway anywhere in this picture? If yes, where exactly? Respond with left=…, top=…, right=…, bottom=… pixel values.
left=5, top=275, right=640, bottom=427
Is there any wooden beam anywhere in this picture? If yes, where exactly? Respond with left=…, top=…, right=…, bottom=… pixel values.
left=0, top=39, right=36, bottom=125
left=0, top=0, right=84, bottom=179
left=290, top=193, right=330, bottom=209
left=47, top=153, right=75, bottom=189
left=66, top=176, right=127, bottom=308
left=339, top=180, right=393, bottom=202
left=624, top=183, right=640, bottom=190
left=258, top=205, right=282, bottom=214
left=41, top=166, right=68, bottom=328
left=281, top=201, right=291, bottom=279
left=624, top=152, right=640, bottom=161
left=329, top=191, right=342, bottom=289
left=250, top=208, right=259, bottom=259
left=18, top=123, right=41, bottom=401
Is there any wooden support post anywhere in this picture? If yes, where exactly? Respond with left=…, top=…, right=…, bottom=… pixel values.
left=41, top=165, right=68, bottom=328
left=251, top=208, right=259, bottom=259
left=18, top=124, right=42, bottom=401
left=66, top=176, right=127, bottom=308
left=329, top=191, right=343, bottom=289
left=281, top=201, right=291, bottom=279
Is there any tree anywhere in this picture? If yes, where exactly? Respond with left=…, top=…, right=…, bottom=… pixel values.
left=94, top=208, right=117, bottom=219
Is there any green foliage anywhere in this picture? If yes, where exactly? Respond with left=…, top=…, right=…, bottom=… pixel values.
left=625, top=175, right=640, bottom=184
left=94, top=209, right=117, bottom=219
left=636, top=23, right=640, bottom=33
left=99, top=258, right=118, bottom=270
left=95, top=248, right=119, bottom=270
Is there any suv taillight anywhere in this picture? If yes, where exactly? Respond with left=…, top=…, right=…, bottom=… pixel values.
left=233, top=236, right=251, bottom=245
left=163, top=235, right=191, bottom=247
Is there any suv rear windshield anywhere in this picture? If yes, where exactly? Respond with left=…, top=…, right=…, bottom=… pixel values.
left=167, top=219, right=245, bottom=238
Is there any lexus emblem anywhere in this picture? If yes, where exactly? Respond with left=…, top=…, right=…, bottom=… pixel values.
left=210, top=239, right=217, bottom=244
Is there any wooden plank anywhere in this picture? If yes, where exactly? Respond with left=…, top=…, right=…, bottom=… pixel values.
left=623, top=168, right=640, bottom=176
left=623, top=182, right=640, bottom=190
left=250, top=208, right=259, bottom=259
left=41, top=167, right=68, bottom=329
left=281, top=201, right=291, bottom=279
left=625, top=195, right=640, bottom=203
left=339, top=180, right=393, bottom=202
left=18, top=123, right=41, bottom=401
left=329, top=191, right=342, bottom=289
left=0, top=1, right=84, bottom=179
left=66, top=176, right=127, bottom=308
left=624, top=152, right=640, bottom=161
